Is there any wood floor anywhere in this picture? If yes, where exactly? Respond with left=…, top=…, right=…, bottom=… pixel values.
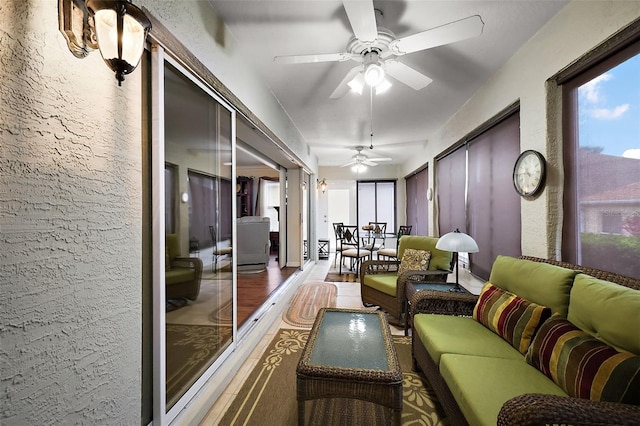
left=237, top=255, right=298, bottom=326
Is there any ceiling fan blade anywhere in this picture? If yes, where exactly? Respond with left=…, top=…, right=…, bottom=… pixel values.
left=330, top=66, right=363, bottom=99
left=343, top=0, right=378, bottom=43
left=341, top=159, right=357, bottom=167
left=385, top=60, right=433, bottom=91
left=389, top=15, right=484, bottom=56
left=362, top=159, right=378, bottom=166
left=274, top=52, right=356, bottom=64
left=369, top=157, right=392, bottom=162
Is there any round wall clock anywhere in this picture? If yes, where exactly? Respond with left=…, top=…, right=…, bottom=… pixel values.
left=513, top=150, right=546, bottom=198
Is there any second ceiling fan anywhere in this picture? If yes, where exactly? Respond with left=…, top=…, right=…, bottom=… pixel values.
left=274, top=0, right=484, bottom=98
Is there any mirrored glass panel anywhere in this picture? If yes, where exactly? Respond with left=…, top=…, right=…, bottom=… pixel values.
left=163, top=62, right=234, bottom=410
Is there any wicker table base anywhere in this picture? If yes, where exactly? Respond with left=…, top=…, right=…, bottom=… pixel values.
left=296, top=308, right=403, bottom=426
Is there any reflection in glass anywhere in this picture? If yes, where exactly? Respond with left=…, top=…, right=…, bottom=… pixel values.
left=163, top=62, right=234, bottom=410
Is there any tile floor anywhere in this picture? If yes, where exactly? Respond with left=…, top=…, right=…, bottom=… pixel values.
left=198, top=258, right=478, bottom=424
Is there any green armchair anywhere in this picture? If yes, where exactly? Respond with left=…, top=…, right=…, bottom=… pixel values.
left=360, top=235, right=454, bottom=324
left=165, top=234, right=203, bottom=301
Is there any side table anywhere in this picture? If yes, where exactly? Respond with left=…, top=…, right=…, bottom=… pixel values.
left=404, top=282, right=469, bottom=335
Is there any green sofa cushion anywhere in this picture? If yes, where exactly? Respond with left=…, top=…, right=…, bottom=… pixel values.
left=440, top=354, right=567, bottom=426
left=488, top=255, right=578, bottom=317
left=568, top=274, right=640, bottom=354
left=398, top=236, right=452, bottom=272
left=165, top=268, right=195, bottom=285
left=362, top=273, right=398, bottom=296
left=414, top=314, right=522, bottom=365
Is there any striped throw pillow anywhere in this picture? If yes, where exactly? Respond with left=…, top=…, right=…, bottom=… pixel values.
left=526, top=315, right=640, bottom=404
left=473, top=282, right=552, bottom=354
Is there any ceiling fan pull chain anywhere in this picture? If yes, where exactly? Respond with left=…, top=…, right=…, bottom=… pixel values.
left=370, top=85, right=374, bottom=150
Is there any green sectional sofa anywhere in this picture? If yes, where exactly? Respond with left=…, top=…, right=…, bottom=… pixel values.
left=411, top=255, right=640, bottom=426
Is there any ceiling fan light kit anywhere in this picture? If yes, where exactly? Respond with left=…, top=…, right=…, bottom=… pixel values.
left=274, top=0, right=484, bottom=99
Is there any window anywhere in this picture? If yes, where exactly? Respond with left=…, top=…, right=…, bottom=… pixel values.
left=405, top=167, right=429, bottom=236
left=563, top=41, right=640, bottom=279
left=357, top=180, right=396, bottom=232
left=436, top=110, right=521, bottom=279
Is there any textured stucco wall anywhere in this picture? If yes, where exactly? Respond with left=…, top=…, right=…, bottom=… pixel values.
left=401, top=1, right=640, bottom=258
left=1, top=1, right=142, bottom=424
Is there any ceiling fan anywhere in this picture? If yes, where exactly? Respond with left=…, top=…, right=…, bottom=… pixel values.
left=342, top=146, right=391, bottom=169
left=274, top=1, right=484, bottom=99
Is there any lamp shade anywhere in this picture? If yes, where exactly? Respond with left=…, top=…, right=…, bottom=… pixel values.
left=87, top=0, right=151, bottom=85
left=436, top=229, right=479, bottom=253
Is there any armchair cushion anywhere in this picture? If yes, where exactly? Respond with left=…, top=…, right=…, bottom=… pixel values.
left=363, top=273, right=398, bottom=297
left=398, top=236, right=452, bottom=272
left=526, top=315, right=640, bottom=405
left=473, top=283, right=552, bottom=354
left=398, top=248, right=431, bottom=276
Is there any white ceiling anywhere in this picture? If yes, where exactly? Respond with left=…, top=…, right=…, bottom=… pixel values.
left=207, top=0, right=568, bottom=168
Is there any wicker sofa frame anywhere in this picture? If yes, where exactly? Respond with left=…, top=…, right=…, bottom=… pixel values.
left=411, top=256, right=640, bottom=426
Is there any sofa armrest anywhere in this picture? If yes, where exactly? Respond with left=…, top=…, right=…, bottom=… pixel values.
left=498, top=393, right=640, bottom=426
left=411, top=290, right=478, bottom=317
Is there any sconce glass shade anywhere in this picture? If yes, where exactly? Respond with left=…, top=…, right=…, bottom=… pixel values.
left=317, top=178, right=327, bottom=193
left=86, top=0, right=151, bottom=86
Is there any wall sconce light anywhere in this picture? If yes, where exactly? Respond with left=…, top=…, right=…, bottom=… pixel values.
left=317, top=178, right=327, bottom=194
left=59, top=0, right=152, bottom=86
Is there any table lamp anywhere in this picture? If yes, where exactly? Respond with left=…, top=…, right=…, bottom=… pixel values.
left=435, top=228, right=479, bottom=292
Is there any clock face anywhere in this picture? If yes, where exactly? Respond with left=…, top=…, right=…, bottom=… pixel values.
left=513, top=150, right=546, bottom=197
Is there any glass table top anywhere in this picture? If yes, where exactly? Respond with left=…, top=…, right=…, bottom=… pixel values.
left=309, top=310, right=388, bottom=370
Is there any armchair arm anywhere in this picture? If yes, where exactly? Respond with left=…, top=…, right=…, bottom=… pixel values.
left=172, top=256, right=203, bottom=271
left=360, top=259, right=400, bottom=276
left=411, top=290, right=478, bottom=317
left=498, top=393, right=640, bottom=426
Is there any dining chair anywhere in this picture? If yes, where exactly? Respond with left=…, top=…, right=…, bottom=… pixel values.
left=338, top=225, right=371, bottom=276
left=363, top=222, right=387, bottom=253
left=209, top=225, right=233, bottom=273
left=377, top=225, right=412, bottom=261
left=332, top=222, right=344, bottom=267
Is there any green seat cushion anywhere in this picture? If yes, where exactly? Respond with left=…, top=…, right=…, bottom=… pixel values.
left=362, top=273, right=397, bottom=297
left=413, top=314, right=522, bottom=365
left=165, top=268, right=195, bottom=285
left=568, top=274, right=640, bottom=355
left=489, top=255, right=578, bottom=316
left=440, top=354, right=567, bottom=426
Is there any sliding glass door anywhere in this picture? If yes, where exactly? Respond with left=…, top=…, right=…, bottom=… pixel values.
left=151, top=49, right=237, bottom=424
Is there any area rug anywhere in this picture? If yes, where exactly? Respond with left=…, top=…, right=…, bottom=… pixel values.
left=166, top=323, right=232, bottom=409
left=282, top=282, right=337, bottom=328
left=219, top=329, right=446, bottom=426
left=324, top=271, right=359, bottom=283
left=208, top=299, right=233, bottom=327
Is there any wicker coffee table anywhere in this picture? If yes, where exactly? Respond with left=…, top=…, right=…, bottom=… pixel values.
left=296, top=308, right=403, bottom=426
